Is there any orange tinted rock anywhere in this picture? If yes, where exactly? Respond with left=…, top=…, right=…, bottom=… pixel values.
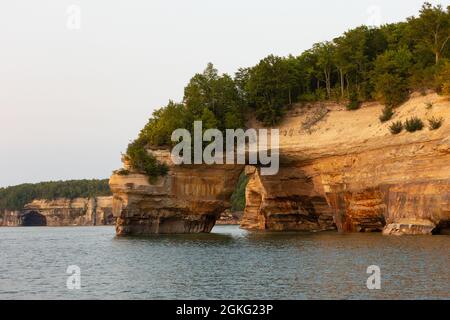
left=110, top=150, right=243, bottom=235
left=112, top=93, right=450, bottom=235
left=241, top=93, right=450, bottom=235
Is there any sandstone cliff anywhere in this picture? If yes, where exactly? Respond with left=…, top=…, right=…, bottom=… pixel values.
left=111, top=93, right=450, bottom=235
left=216, top=210, right=243, bottom=225
left=110, top=151, right=243, bottom=235
left=0, top=197, right=114, bottom=226
left=242, top=92, right=450, bottom=235
left=0, top=210, right=21, bottom=226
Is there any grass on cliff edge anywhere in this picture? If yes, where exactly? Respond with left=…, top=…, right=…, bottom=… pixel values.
left=124, top=139, right=168, bottom=183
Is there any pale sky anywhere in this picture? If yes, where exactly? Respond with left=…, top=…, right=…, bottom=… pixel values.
left=0, top=0, right=447, bottom=187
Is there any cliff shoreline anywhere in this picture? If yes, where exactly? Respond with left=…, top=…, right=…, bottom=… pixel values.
left=110, top=93, right=450, bottom=236
left=0, top=197, right=114, bottom=227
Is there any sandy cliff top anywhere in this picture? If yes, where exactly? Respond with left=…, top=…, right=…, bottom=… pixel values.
left=257, top=92, right=450, bottom=160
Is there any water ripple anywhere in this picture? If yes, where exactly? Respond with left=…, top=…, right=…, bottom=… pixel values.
left=0, top=226, right=448, bottom=300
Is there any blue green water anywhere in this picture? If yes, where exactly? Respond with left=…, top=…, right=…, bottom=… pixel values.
left=0, top=225, right=448, bottom=299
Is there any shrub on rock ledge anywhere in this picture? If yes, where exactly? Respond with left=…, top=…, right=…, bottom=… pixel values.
left=125, top=140, right=168, bottom=182
left=405, top=117, right=424, bottom=132
left=389, top=121, right=403, bottom=134
left=428, top=116, right=444, bottom=130
left=379, top=106, right=394, bottom=122
left=346, top=92, right=361, bottom=111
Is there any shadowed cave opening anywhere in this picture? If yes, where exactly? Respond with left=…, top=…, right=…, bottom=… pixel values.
left=433, top=220, right=450, bottom=235
left=20, top=211, right=47, bottom=227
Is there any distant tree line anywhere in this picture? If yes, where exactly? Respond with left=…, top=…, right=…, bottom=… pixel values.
left=125, top=2, right=450, bottom=179
left=0, top=179, right=111, bottom=211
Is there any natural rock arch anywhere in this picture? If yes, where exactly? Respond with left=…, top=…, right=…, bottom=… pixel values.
left=110, top=158, right=244, bottom=236
left=240, top=165, right=336, bottom=232
left=110, top=95, right=450, bottom=236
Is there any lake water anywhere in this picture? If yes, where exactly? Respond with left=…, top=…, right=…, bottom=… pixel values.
left=0, top=225, right=448, bottom=300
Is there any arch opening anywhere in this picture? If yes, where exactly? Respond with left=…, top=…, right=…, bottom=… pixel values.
left=433, top=220, right=450, bottom=235
left=215, top=170, right=248, bottom=227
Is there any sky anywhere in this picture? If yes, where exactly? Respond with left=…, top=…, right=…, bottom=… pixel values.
left=0, top=0, right=448, bottom=187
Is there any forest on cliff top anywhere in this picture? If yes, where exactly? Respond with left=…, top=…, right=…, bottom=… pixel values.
left=124, top=2, right=450, bottom=180
left=0, top=180, right=111, bottom=211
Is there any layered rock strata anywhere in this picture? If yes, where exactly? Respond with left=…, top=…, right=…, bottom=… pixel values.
left=0, top=210, right=21, bottom=226
left=110, top=151, right=243, bottom=235
left=111, top=93, right=450, bottom=235
left=241, top=93, right=450, bottom=235
left=241, top=166, right=336, bottom=232
left=0, top=197, right=114, bottom=226
left=216, top=210, right=243, bottom=225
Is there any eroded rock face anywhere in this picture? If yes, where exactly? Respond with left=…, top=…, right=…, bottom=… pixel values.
left=110, top=151, right=243, bottom=235
left=0, top=210, right=21, bottom=226
left=1, top=197, right=114, bottom=227
left=240, top=93, right=450, bottom=235
left=241, top=166, right=335, bottom=232
left=216, top=210, right=243, bottom=225
left=112, top=93, right=450, bottom=235
left=383, top=182, right=450, bottom=234
left=22, top=197, right=113, bottom=226
left=382, top=219, right=436, bottom=236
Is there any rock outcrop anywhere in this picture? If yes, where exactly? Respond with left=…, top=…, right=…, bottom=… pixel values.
left=216, top=210, right=243, bottom=225
left=0, top=210, right=21, bottom=226
left=241, top=166, right=335, bottom=232
left=241, top=93, right=450, bottom=235
left=110, top=151, right=243, bottom=235
left=111, top=93, right=450, bottom=235
left=0, top=197, right=114, bottom=227
left=382, top=218, right=437, bottom=236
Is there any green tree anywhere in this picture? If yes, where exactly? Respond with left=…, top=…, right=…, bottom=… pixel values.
left=283, top=55, right=304, bottom=104
left=139, top=101, right=188, bottom=147
left=437, top=61, right=450, bottom=95
left=372, top=47, right=413, bottom=106
left=337, top=27, right=370, bottom=97
left=183, top=63, right=219, bottom=120
left=125, top=140, right=168, bottom=181
left=245, top=55, right=295, bottom=125
left=312, top=42, right=335, bottom=99
left=296, top=50, right=321, bottom=100
left=407, top=2, right=450, bottom=64
left=201, top=108, right=220, bottom=130
left=184, top=63, right=245, bottom=130
left=334, top=36, right=352, bottom=98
